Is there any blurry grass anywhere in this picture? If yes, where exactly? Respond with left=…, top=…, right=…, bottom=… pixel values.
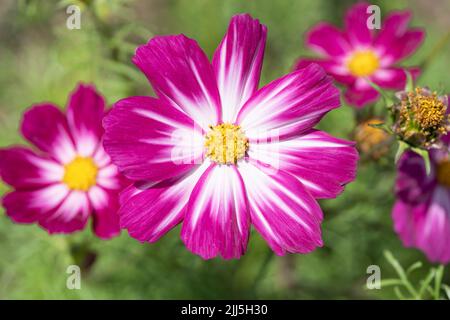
left=0, top=0, right=449, bottom=299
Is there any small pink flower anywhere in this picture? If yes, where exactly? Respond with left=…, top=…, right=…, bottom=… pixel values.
left=393, top=132, right=450, bottom=263
left=295, top=2, right=425, bottom=108
left=104, top=14, right=358, bottom=259
left=0, top=84, right=128, bottom=239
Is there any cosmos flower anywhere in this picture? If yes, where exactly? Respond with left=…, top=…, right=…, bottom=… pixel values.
left=393, top=132, right=450, bottom=263
left=104, top=14, right=358, bottom=259
left=295, top=2, right=425, bottom=108
left=0, top=84, right=127, bottom=239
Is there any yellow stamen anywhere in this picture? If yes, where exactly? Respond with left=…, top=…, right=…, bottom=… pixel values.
left=63, top=157, right=98, bottom=191
left=347, top=50, right=380, bottom=77
left=204, top=123, right=248, bottom=164
left=408, top=88, right=446, bottom=130
left=437, top=159, right=450, bottom=187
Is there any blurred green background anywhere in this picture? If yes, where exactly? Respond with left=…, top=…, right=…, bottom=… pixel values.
left=0, top=0, right=449, bottom=299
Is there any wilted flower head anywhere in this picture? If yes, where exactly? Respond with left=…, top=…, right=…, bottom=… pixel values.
left=392, top=87, right=449, bottom=149
left=354, top=118, right=390, bottom=159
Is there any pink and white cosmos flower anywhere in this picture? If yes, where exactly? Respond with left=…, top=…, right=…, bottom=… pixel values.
left=0, top=84, right=127, bottom=239
left=295, top=2, right=425, bottom=108
left=104, top=14, right=358, bottom=259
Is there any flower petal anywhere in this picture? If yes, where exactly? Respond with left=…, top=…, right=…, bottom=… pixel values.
left=0, top=146, right=63, bottom=189
left=343, top=86, right=379, bottom=108
left=88, top=186, right=120, bottom=239
left=236, top=63, right=340, bottom=141
left=384, top=30, right=425, bottom=64
left=212, top=14, right=267, bottom=122
left=133, top=35, right=221, bottom=130
left=373, top=67, right=420, bottom=90
left=238, top=160, right=323, bottom=255
left=21, top=104, right=76, bottom=164
left=66, top=83, right=106, bottom=157
left=120, top=162, right=210, bottom=243
left=181, top=164, right=249, bottom=259
left=415, top=187, right=450, bottom=263
left=305, top=22, right=351, bottom=57
left=294, top=58, right=355, bottom=86
left=374, top=11, right=412, bottom=50
left=249, top=129, right=358, bottom=199
left=2, top=183, right=69, bottom=224
left=38, top=190, right=90, bottom=234
left=103, top=96, right=204, bottom=182
left=345, top=2, right=373, bottom=46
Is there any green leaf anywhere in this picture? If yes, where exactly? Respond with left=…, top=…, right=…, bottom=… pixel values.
left=434, top=265, right=445, bottom=300
left=442, top=284, right=450, bottom=300
left=406, top=261, right=423, bottom=275
left=404, top=70, right=414, bottom=92
left=418, top=269, right=436, bottom=299
left=380, top=279, right=404, bottom=287
left=395, top=141, right=410, bottom=163
left=411, top=147, right=431, bottom=175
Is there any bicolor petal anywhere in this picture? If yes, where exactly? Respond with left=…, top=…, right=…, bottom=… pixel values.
left=133, top=35, right=222, bottom=130
left=66, top=84, right=106, bottom=157
left=0, top=147, right=63, bottom=189
left=237, top=63, right=340, bottom=141
left=21, top=104, right=76, bottom=164
left=103, top=96, right=204, bottom=182
left=181, top=164, right=249, bottom=259
left=249, top=129, right=358, bottom=199
left=238, top=161, right=323, bottom=255
left=120, top=162, right=210, bottom=243
left=212, top=14, right=267, bottom=122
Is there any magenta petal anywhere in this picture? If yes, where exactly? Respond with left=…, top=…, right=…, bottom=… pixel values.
left=374, top=11, right=412, bottom=49
left=103, top=96, right=203, bottom=182
left=305, top=22, right=351, bottom=57
left=344, top=86, right=379, bottom=108
left=66, top=83, right=106, bottom=156
left=3, top=184, right=69, bottom=224
left=249, top=129, right=358, bottom=199
left=21, top=104, right=77, bottom=164
left=212, top=14, right=267, bottom=122
left=133, top=35, right=222, bottom=129
left=345, top=2, right=373, bottom=46
left=372, top=67, right=417, bottom=90
left=181, top=164, right=249, bottom=260
left=88, top=186, right=120, bottom=239
left=415, top=187, right=450, bottom=263
left=239, top=161, right=323, bottom=255
left=0, top=147, right=63, bottom=189
left=236, top=63, right=340, bottom=141
left=120, top=163, right=209, bottom=243
left=392, top=199, right=420, bottom=248
left=385, top=29, right=425, bottom=63
left=38, top=190, right=90, bottom=234
left=294, top=58, right=355, bottom=86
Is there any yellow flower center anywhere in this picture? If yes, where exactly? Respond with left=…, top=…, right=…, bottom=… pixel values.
left=63, top=157, right=98, bottom=191
left=204, top=123, right=249, bottom=164
left=437, top=159, right=450, bottom=187
left=347, top=50, right=380, bottom=77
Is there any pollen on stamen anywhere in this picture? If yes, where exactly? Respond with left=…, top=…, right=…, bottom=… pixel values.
left=204, top=123, right=249, bottom=165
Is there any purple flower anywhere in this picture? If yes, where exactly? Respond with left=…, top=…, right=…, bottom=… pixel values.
left=0, top=84, right=128, bottom=239
left=295, top=2, right=425, bottom=108
left=104, top=14, right=358, bottom=259
left=393, top=133, right=450, bottom=263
